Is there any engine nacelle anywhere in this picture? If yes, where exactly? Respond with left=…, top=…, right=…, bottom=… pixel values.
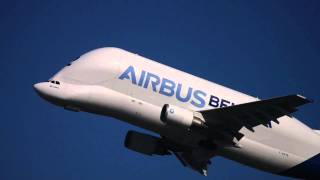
left=160, top=104, right=206, bottom=130
left=124, top=130, right=170, bottom=156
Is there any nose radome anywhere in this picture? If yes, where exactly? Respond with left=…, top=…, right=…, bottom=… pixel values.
left=33, top=82, right=49, bottom=96
left=34, top=81, right=77, bottom=108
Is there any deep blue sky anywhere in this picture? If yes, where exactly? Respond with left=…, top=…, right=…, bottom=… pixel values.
left=1, top=1, right=320, bottom=179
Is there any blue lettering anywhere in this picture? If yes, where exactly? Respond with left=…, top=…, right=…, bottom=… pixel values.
left=191, top=90, right=206, bottom=108
left=143, top=72, right=160, bottom=92
left=220, top=99, right=230, bottom=108
left=176, top=83, right=192, bottom=102
left=159, top=78, right=176, bottom=96
left=138, top=70, right=146, bottom=86
left=119, top=66, right=237, bottom=109
left=119, top=65, right=137, bottom=85
left=209, top=95, right=219, bottom=107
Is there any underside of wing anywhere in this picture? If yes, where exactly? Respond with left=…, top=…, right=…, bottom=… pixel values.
left=125, top=95, right=312, bottom=176
left=200, top=94, right=311, bottom=145
left=173, top=148, right=215, bottom=176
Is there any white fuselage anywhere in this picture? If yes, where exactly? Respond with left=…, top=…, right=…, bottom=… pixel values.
left=34, top=48, right=320, bottom=178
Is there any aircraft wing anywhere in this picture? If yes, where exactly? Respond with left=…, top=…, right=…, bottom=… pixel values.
left=200, top=94, right=311, bottom=145
left=173, top=148, right=215, bottom=176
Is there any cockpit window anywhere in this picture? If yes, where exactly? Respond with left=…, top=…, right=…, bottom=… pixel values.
left=49, top=80, right=60, bottom=85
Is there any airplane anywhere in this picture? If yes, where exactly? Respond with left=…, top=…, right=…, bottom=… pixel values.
left=34, top=47, right=320, bottom=179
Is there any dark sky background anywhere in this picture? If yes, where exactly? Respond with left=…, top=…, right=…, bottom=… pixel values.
left=1, top=0, right=320, bottom=180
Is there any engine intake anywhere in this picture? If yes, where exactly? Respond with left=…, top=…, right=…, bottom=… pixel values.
left=160, top=104, right=206, bottom=129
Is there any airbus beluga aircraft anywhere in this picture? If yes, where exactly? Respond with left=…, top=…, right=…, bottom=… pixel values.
left=34, top=47, right=320, bottom=179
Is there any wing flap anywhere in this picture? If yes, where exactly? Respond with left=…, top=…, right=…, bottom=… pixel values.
left=173, top=149, right=215, bottom=176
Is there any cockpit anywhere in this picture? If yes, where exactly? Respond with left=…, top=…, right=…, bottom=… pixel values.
left=49, top=80, right=60, bottom=85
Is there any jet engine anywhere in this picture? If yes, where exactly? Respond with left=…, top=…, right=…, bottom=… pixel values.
left=124, top=130, right=171, bottom=156
left=160, top=104, right=206, bottom=130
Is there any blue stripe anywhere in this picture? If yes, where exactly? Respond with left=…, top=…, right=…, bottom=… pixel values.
left=280, top=153, right=320, bottom=179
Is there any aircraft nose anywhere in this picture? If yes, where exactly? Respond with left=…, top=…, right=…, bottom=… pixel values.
left=33, top=81, right=79, bottom=109
left=33, top=81, right=63, bottom=105
left=33, top=82, right=48, bottom=96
